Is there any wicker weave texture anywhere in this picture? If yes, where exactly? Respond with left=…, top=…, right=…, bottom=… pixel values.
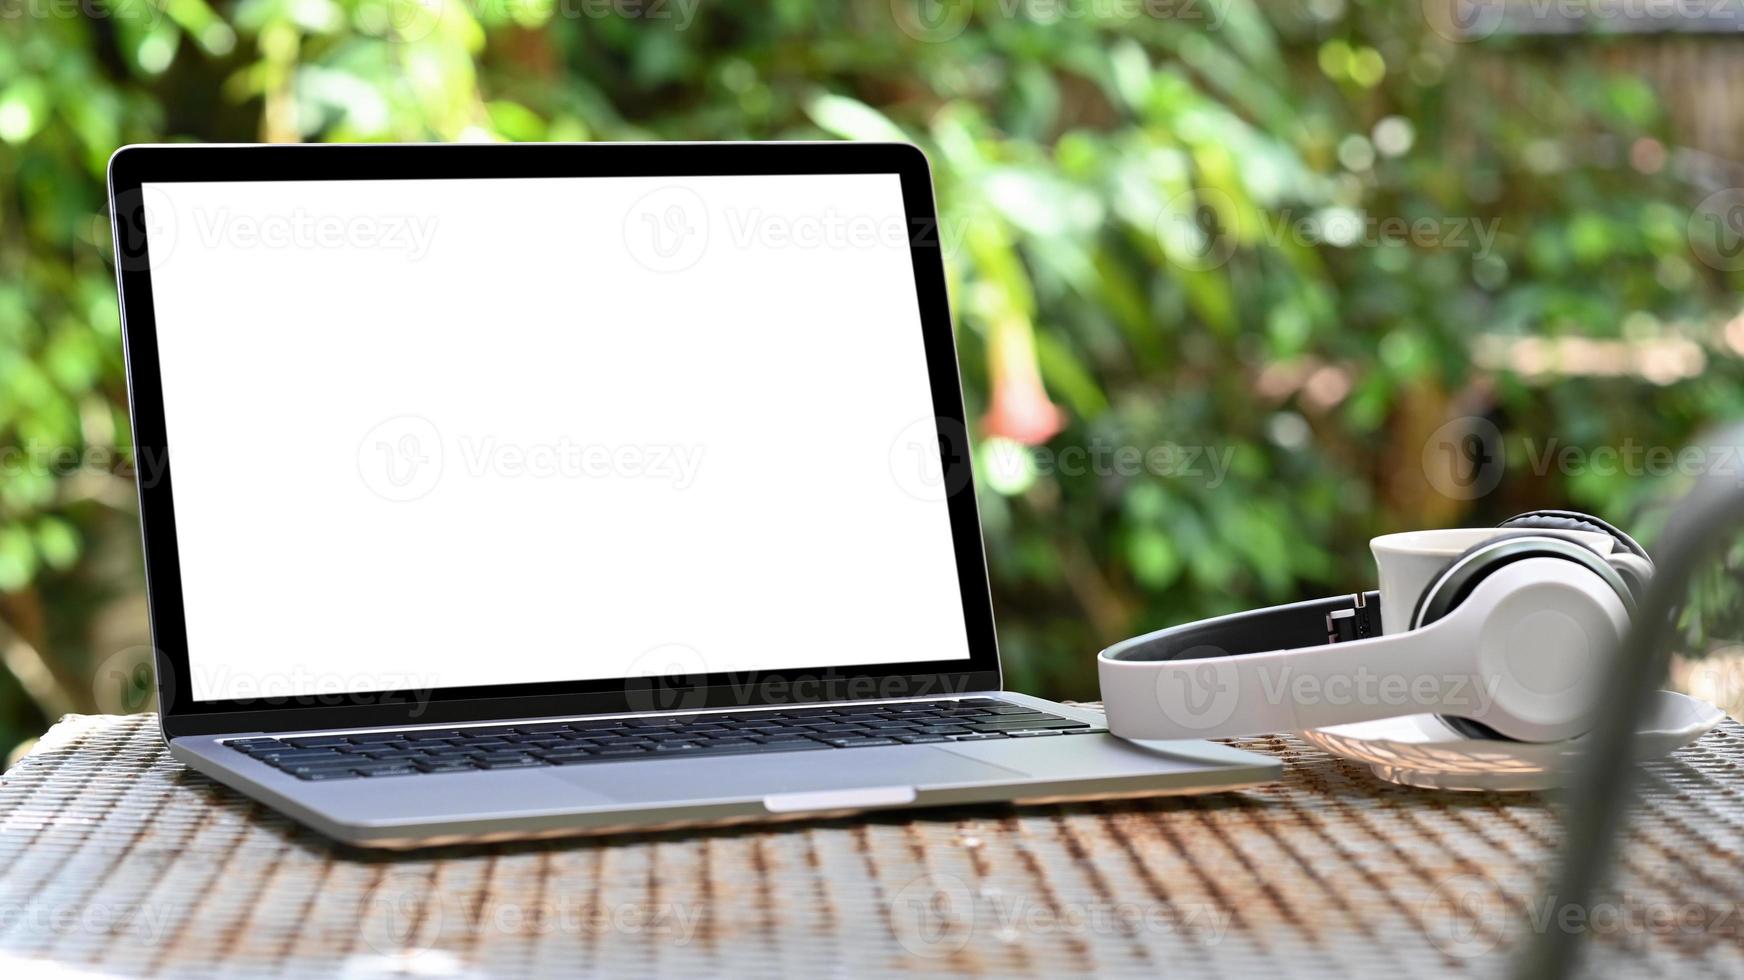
left=2, top=714, right=1741, bottom=978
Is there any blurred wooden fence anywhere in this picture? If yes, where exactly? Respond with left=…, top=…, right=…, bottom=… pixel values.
left=1435, top=0, right=1744, bottom=168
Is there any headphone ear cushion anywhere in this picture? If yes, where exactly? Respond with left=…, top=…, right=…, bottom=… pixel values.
left=1498, top=510, right=1649, bottom=563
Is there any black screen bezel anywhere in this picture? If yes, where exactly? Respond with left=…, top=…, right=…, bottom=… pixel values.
left=107, top=142, right=1001, bottom=738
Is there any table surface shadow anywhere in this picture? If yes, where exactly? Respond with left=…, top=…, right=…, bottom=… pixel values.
left=2, top=712, right=1741, bottom=979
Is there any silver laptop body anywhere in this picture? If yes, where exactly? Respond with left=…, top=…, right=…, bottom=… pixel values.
left=107, top=142, right=1279, bottom=848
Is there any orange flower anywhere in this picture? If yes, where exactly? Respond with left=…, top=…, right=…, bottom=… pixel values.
left=981, top=314, right=1064, bottom=446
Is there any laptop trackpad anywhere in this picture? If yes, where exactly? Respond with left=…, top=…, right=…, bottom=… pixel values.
left=542, top=746, right=1024, bottom=807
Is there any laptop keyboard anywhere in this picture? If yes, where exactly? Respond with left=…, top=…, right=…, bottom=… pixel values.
left=225, top=698, right=1107, bottom=781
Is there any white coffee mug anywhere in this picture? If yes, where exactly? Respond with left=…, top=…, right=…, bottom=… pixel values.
left=1370, top=528, right=1650, bottom=635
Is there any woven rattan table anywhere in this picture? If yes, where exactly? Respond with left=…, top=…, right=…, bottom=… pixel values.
left=2, top=713, right=1741, bottom=978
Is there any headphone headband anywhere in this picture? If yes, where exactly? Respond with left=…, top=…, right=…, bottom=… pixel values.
left=1102, top=592, right=1383, bottom=665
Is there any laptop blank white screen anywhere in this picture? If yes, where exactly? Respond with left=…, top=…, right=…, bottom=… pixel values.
left=140, top=173, right=973, bottom=702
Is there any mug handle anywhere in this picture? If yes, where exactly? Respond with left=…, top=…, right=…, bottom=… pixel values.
left=1607, top=552, right=1653, bottom=601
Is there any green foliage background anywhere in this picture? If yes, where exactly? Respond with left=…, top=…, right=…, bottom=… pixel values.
left=3, top=0, right=1743, bottom=756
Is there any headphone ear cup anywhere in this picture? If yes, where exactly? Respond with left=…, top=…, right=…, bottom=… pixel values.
left=1411, top=533, right=1635, bottom=742
left=1497, top=510, right=1651, bottom=602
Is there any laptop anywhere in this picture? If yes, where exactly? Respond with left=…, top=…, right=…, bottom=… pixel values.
left=105, top=142, right=1280, bottom=848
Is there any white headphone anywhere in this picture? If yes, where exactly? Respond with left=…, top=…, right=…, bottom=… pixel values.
left=1097, top=512, right=1654, bottom=744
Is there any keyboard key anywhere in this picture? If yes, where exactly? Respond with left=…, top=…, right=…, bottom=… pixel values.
left=1006, top=730, right=1064, bottom=738
left=540, top=750, right=596, bottom=762
left=477, top=757, right=546, bottom=769
left=665, top=740, right=830, bottom=758
left=820, top=737, right=900, bottom=748
left=949, top=734, right=1009, bottom=741
left=294, top=769, right=361, bottom=780
left=283, top=761, right=365, bottom=775
left=1062, top=728, right=1109, bottom=735
left=894, top=735, right=949, bottom=743
left=256, top=749, right=347, bottom=763
left=545, top=754, right=622, bottom=765
left=969, top=720, right=1089, bottom=733
left=285, top=736, right=353, bottom=748
left=414, top=759, right=478, bottom=773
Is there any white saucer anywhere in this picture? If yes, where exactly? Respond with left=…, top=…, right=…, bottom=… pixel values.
left=1296, top=691, right=1726, bottom=792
